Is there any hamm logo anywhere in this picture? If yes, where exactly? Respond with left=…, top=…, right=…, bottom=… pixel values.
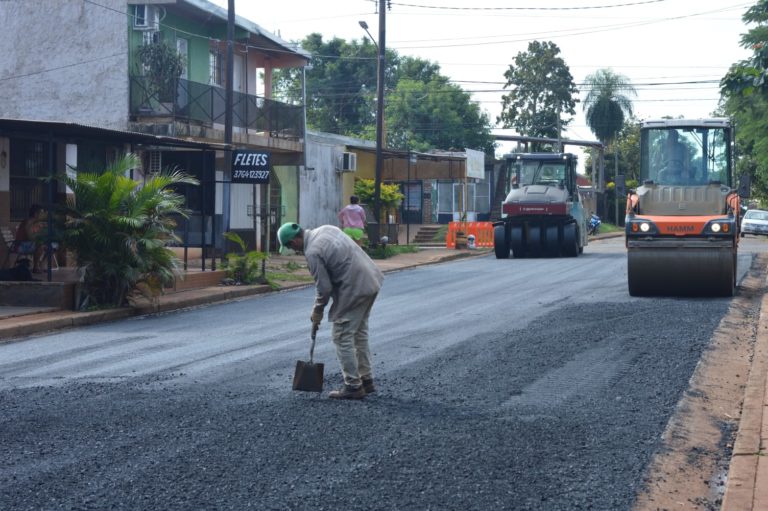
left=664, top=225, right=696, bottom=233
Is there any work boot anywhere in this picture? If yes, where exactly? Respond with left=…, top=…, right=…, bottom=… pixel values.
left=328, top=384, right=366, bottom=400
left=361, top=377, right=376, bottom=394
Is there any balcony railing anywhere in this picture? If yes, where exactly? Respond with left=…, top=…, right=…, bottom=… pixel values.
left=130, top=76, right=304, bottom=140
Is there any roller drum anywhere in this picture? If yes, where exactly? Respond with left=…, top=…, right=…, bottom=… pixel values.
left=511, top=226, right=524, bottom=258
left=627, top=247, right=736, bottom=297
left=526, top=224, right=542, bottom=257
left=545, top=225, right=560, bottom=256
left=494, top=225, right=510, bottom=259
left=562, top=223, right=579, bottom=258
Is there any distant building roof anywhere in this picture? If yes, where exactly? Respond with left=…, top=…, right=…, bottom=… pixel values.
left=182, top=0, right=311, bottom=60
left=0, top=118, right=230, bottom=150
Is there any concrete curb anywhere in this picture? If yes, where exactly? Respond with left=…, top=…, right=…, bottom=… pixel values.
left=0, top=308, right=135, bottom=343
left=722, top=276, right=768, bottom=510
left=131, top=284, right=274, bottom=315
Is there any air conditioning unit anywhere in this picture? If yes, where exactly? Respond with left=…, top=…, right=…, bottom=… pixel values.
left=142, top=30, right=162, bottom=45
left=336, top=152, right=357, bottom=172
left=133, top=4, right=160, bottom=30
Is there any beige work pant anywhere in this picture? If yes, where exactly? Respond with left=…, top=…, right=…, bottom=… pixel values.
left=331, top=293, right=377, bottom=387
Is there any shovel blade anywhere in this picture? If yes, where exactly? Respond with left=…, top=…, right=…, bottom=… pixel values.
left=293, top=360, right=324, bottom=392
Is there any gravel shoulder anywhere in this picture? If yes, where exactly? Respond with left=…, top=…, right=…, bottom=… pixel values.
left=634, top=254, right=766, bottom=510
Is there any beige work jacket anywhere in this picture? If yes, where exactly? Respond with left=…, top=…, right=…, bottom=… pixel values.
left=304, top=225, right=384, bottom=321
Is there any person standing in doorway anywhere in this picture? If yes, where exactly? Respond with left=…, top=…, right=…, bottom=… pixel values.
left=14, top=204, right=45, bottom=273
left=338, top=195, right=367, bottom=246
left=278, top=222, right=383, bottom=400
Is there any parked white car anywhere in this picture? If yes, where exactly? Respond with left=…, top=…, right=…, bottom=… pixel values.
left=740, top=209, right=768, bottom=237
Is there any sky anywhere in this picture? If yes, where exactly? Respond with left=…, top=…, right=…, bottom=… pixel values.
left=210, top=0, right=753, bottom=162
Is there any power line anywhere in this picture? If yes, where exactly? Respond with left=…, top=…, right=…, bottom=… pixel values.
left=390, top=0, right=667, bottom=11
left=392, top=4, right=747, bottom=49
left=0, top=53, right=125, bottom=82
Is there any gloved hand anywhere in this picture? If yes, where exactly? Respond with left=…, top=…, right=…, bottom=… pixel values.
left=311, top=321, right=319, bottom=340
left=310, top=307, right=323, bottom=326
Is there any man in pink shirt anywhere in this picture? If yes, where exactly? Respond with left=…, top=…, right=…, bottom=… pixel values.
left=338, top=195, right=367, bottom=246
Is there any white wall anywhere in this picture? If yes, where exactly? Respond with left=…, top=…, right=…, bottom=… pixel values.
left=300, top=135, right=347, bottom=229
left=0, top=0, right=129, bottom=128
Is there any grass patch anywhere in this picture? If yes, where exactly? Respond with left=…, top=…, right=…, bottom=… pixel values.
left=267, top=271, right=314, bottom=282
left=283, top=261, right=302, bottom=272
left=367, top=244, right=419, bottom=259
left=432, top=225, right=449, bottom=242
left=597, top=222, right=624, bottom=234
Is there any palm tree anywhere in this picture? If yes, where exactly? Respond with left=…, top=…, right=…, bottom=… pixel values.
left=59, top=153, right=198, bottom=309
left=582, top=68, right=636, bottom=222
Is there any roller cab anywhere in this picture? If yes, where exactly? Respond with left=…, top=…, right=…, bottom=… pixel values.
left=625, top=118, right=743, bottom=296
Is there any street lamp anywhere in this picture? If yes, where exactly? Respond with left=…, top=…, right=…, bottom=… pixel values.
left=358, top=21, right=376, bottom=49
left=359, top=2, right=385, bottom=244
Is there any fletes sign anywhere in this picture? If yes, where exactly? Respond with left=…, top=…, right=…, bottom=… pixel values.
left=231, top=150, right=271, bottom=184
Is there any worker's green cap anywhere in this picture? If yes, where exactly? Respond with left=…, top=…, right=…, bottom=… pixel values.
left=278, top=222, right=302, bottom=254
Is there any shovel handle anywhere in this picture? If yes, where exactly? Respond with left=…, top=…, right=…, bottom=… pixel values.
left=309, top=335, right=317, bottom=364
left=309, top=324, right=318, bottom=364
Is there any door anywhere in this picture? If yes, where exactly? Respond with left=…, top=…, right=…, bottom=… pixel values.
left=452, top=182, right=470, bottom=220
left=232, top=54, right=246, bottom=128
left=400, top=181, right=422, bottom=224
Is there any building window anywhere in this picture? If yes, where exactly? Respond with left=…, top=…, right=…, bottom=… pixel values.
left=209, top=50, right=222, bottom=86
left=134, top=4, right=147, bottom=28
left=133, top=5, right=158, bottom=30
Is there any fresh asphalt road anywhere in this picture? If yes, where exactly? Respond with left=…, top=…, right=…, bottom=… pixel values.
left=0, top=236, right=764, bottom=510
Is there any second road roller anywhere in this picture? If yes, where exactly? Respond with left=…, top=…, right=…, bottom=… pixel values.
left=493, top=153, right=588, bottom=258
left=625, top=118, right=750, bottom=296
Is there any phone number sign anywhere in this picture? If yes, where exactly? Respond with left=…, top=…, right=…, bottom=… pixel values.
left=231, top=150, right=271, bottom=184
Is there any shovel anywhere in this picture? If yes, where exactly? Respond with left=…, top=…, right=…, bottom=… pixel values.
left=292, top=323, right=324, bottom=392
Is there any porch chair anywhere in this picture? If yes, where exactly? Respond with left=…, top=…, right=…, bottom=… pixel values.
left=1, top=227, right=58, bottom=270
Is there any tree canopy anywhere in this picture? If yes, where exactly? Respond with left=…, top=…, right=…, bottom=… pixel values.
left=497, top=41, right=578, bottom=141
left=386, top=78, right=494, bottom=153
left=583, top=119, right=640, bottom=184
left=272, top=33, right=494, bottom=154
left=721, top=0, right=768, bottom=200
left=582, top=68, right=636, bottom=146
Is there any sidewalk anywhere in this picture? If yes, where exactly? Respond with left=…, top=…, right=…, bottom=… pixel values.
left=722, top=287, right=768, bottom=510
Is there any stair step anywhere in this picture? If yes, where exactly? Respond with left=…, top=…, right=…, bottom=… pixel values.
left=408, top=225, right=445, bottom=246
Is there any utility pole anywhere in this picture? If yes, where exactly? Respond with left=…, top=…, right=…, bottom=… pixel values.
left=225, top=0, right=234, bottom=150
left=372, top=0, right=386, bottom=245
left=614, top=149, right=619, bottom=226
left=225, top=0, right=235, bottom=254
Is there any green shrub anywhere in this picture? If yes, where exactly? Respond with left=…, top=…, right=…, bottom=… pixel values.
left=59, top=153, right=198, bottom=309
left=222, top=231, right=268, bottom=284
left=366, top=244, right=418, bottom=259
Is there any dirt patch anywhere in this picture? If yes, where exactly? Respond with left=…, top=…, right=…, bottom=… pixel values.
left=634, top=254, right=767, bottom=510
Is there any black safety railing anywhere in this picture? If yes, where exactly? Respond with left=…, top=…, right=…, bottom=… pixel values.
left=130, top=76, right=304, bottom=140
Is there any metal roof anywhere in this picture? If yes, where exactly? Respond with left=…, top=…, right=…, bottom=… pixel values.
left=346, top=145, right=468, bottom=162
left=182, top=0, right=311, bottom=60
left=0, top=118, right=230, bottom=150
left=494, top=134, right=604, bottom=150
left=640, top=118, right=731, bottom=129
